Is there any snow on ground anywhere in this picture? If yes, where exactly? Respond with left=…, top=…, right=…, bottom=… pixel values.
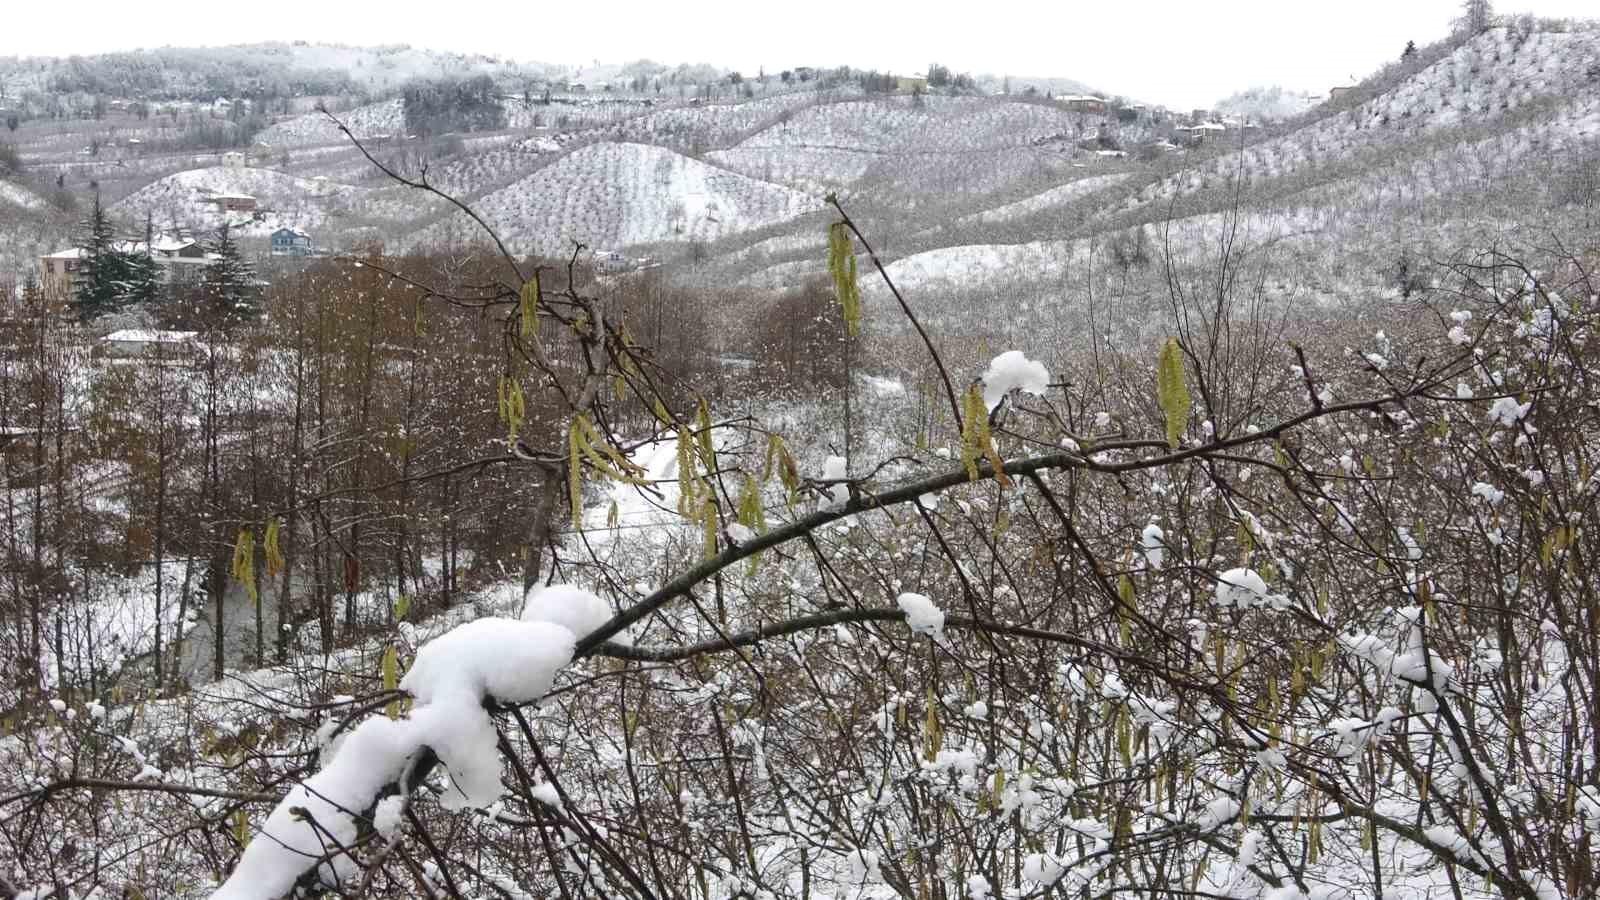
left=864, top=238, right=1092, bottom=296
left=0, top=179, right=49, bottom=211
left=36, top=560, right=198, bottom=694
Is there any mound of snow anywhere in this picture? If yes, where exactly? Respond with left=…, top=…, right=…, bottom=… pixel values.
left=521, top=583, right=628, bottom=644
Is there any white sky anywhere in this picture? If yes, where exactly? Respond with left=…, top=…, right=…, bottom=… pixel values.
left=1, top=0, right=1593, bottom=109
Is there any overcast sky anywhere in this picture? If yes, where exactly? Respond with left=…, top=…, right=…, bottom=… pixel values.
left=1, top=0, right=1593, bottom=109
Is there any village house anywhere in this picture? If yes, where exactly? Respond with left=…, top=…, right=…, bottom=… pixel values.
left=221, top=150, right=246, bottom=168
left=270, top=227, right=313, bottom=256
left=1329, top=86, right=1357, bottom=101
left=210, top=193, right=257, bottom=213
left=895, top=74, right=929, bottom=94
left=37, top=248, right=86, bottom=298
left=1062, top=95, right=1108, bottom=115
left=1177, top=121, right=1228, bottom=143
left=148, top=235, right=212, bottom=284
left=37, top=234, right=214, bottom=297
left=100, top=329, right=201, bottom=360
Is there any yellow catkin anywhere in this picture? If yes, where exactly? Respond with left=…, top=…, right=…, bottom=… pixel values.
left=1157, top=338, right=1191, bottom=449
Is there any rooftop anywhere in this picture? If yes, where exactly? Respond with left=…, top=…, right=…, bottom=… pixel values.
left=103, top=329, right=200, bottom=344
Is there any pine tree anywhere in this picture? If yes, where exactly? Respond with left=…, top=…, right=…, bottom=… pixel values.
left=125, top=212, right=163, bottom=309
left=122, top=249, right=163, bottom=308
left=199, top=223, right=259, bottom=326
left=72, top=192, right=123, bottom=321
left=72, top=194, right=164, bottom=320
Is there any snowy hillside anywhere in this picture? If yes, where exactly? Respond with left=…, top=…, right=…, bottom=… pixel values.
left=254, top=99, right=406, bottom=148
left=415, top=142, right=820, bottom=256
left=958, top=173, right=1133, bottom=227
left=0, top=178, right=49, bottom=212
left=598, top=91, right=842, bottom=151
left=110, top=166, right=428, bottom=242
left=1105, top=26, right=1600, bottom=229
left=734, top=96, right=1105, bottom=154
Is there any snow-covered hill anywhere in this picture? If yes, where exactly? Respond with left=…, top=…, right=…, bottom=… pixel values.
left=414, top=142, right=820, bottom=257
left=110, top=166, right=429, bottom=244
left=254, top=99, right=406, bottom=148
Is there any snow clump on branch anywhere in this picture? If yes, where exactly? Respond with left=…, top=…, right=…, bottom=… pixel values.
left=897, top=591, right=946, bottom=642
left=980, top=350, right=1050, bottom=411
left=215, top=605, right=589, bottom=897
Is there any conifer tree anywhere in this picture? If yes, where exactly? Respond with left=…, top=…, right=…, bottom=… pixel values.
left=72, top=194, right=164, bottom=320
left=121, top=248, right=163, bottom=309
left=199, top=223, right=258, bottom=326
left=72, top=192, right=123, bottom=321
left=125, top=212, right=164, bottom=309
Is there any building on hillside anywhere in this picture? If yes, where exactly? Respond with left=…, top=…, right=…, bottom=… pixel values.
left=38, top=248, right=86, bottom=298
left=100, top=329, right=201, bottom=360
left=895, top=74, right=929, bottom=94
left=1062, top=95, right=1108, bottom=115
left=270, top=227, right=313, bottom=256
left=151, top=235, right=206, bottom=259
left=1177, top=122, right=1228, bottom=143
left=221, top=150, right=246, bottom=168
left=1329, top=86, right=1357, bottom=101
left=210, top=193, right=257, bottom=213
left=148, top=236, right=213, bottom=285
left=38, top=235, right=214, bottom=297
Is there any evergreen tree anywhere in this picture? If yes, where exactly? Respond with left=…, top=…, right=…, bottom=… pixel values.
left=125, top=212, right=164, bottom=309
left=122, top=249, right=163, bottom=309
left=199, top=223, right=259, bottom=326
left=1403, top=40, right=1418, bottom=60
left=72, top=194, right=165, bottom=320
left=72, top=192, right=123, bottom=321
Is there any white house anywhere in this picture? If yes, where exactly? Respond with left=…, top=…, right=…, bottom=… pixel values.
left=101, top=329, right=201, bottom=360
left=38, top=248, right=86, bottom=298
left=221, top=150, right=246, bottom=168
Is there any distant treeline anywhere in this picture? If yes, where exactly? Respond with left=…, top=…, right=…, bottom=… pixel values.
left=35, top=49, right=360, bottom=100
left=401, top=75, right=506, bottom=138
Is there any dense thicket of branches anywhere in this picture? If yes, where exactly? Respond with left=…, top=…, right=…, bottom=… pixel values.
left=0, top=106, right=1596, bottom=900
left=401, top=75, right=505, bottom=138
